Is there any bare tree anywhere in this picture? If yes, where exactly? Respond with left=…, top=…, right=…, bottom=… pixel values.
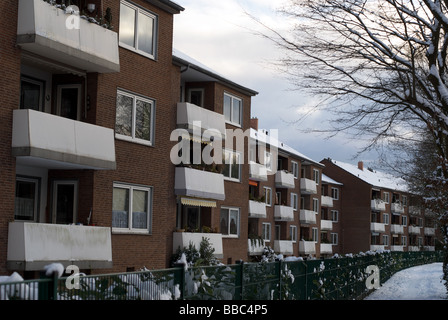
left=258, top=0, right=448, bottom=289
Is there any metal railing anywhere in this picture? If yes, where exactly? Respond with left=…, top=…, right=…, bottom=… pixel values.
left=0, top=250, right=443, bottom=300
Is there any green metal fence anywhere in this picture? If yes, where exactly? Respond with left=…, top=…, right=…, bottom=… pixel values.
left=0, top=250, right=444, bottom=300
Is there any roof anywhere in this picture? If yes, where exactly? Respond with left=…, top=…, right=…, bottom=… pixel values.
left=145, top=0, right=184, bottom=14
left=172, top=48, right=258, bottom=97
left=322, top=174, right=343, bottom=185
left=250, top=128, right=324, bottom=167
left=328, top=159, right=408, bottom=192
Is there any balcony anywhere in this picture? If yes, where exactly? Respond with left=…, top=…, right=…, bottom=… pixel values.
left=12, top=109, right=116, bottom=170
left=390, top=245, right=404, bottom=252
left=370, top=222, right=385, bottom=233
left=299, top=209, right=317, bottom=224
left=177, top=102, right=226, bottom=138
left=249, top=161, right=268, bottom=182
left=274, top=240, right=294, bottom=255
left=274, top=205, right=294, bottom=221
left=299, top=240, right=316, bottom=255
left=275, top=171, right=295, bottom=188
left=321, top=196, right=334, bottom=208
left=248, top=200, right=267, bottom=219
left=424, top=227, right=436, bottom=236
left=175, top=167, right=225, bottom=201
left=173, top=232, right=223, bottom=258
left=370, top=245, right=385, bottom=251
left=409, top=206, right=421, bottom=215
left=300, top=178, right=317, bottom=195
left=390, top=224, right=404, bottom=234
left=248, top=239, right=265, bottom=256
left=17, top=0, right=119, bottom=73
left=371, top=199, right=386, bottom=212
left=7, top=222, right=112, bottom=270
left=320, top=243, right=333, bottom=255
left=391, top=202, right=405, bottom=214
left=408, top=226, right=421, bottom=235
left=321, top=220, right=333, bottom=231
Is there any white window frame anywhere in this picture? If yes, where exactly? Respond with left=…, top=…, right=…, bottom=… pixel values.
left=383, top=234, right=389, bottom=246
left=264, top=187, right=272, bottom=207
left=312, top=227, right=319, bottom=242
left=291, top=193, right=298, bottom=211
left=312, top=198, right=319, bottom=213
left=313, top=169, right=320, bottom=185
left=383, top=192, right=390, bottom=204
left=220, top=207, right=240, bottom=237
left=264, top=151, right=273, bottom=171
left=331, top=233, right=338, bottom=245
left=383, top=213, right=390, bottom=225
left=291, top=161, right=299, bottom=179
left=262, top=222, right=271, bottom=242
left=290, top=225, right=297, bottom=243
left=223, top=92, right=242, bottom=127
left=222, top=149, right=241, bottom=182
left=402, top=235, right=407, bottom=247
left=15, top=176, right=40, bottom=222
left=112, top=183, right=153, bottom=234
left=402, top=215, right=408, bottom=226
left=331, top=210, right=339, bottom=222
left=119, top=1, right=158, bottom=59
left=331, top=187, right=339, bottom=200
left=115, top=89, right=155, bottom=146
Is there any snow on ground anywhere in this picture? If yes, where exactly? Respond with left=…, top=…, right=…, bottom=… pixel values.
left=365, top=263, right=447, bottom=300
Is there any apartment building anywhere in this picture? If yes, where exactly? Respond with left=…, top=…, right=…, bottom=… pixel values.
left=320, top=158, right=438, bottom=254
left=321, top=174, right=343, bottom=256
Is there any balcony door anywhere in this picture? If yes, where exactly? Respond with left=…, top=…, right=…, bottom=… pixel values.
left=57, top=84, right=82, bottom=120
left=52, top=180, right=78, bottom=224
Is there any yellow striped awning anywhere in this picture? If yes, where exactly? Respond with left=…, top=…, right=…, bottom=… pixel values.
left=180, top=197, right=217, bottom=207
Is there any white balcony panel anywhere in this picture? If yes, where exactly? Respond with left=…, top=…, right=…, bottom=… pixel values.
left=408, top=246, right=420, bottom=252
left=275, top=171, right=295, bottom=188
left=12, top=109, right=116, bottom=170
left=370, top=245, right=385, bottom=252
left=274, top=240, right=294, bottom=255
left=7, top=222, right=112, bottom=270
left=300, top=178, right=317, bottom=195
left=299, top=209, right=317, bottom=224
left=177, top=102, right=226, bottom=138
left=248, top=200, right=267, bottom=218
left=17, top=0, right=119, bottom=73
left=173, top=232, right=223, bottom=258
left=408, top=226, right=421, bottom=235
left=424, top=246, right=435, bottom=251
left=175, top=167, right=225, bottom=201
left=409, top=206, right=421, bottom=215
left=274, top=205, right=294, bottom=221
left=248, top=239, right=266, bottom=256
left=390, top=224, right=404, bottom=234
left=371, top=199, right=386, bottom=211
left=391, top=203, right=405, bottom=214
left=299, top=240, right=316, bottom=255
left=249, top=161, right=268, bottom=182
left=320, top=243, right=333, bottom=255
left=424, top=227, right=436, bottom=236
left=321, top=196, right=334, bottom=208
left=390, top=245, right=404, bottom=252
left=370, top=222, right=385, bottom=233
left=321, top=220, right=333, bottom=231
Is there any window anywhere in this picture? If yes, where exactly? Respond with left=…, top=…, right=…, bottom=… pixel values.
left=402, top=236, right=407, bottom=247
left=312, top=227, right=318, bottom=242
left=220, top=207, right=240, bottom=237
left=331, top=210, right=339, bottom=222
left=223, top=93, right=242, bottom=126
left=222, top=150, right=241, bottom=181
left=116, top=90, right=155, bottom=145
left=402, top=195, right=408, bottom=206
left=187, top=88, right=204, bottom=107
left=291, top=193, right=298, bottom=211
left=383, top=235, right=389, bottom=246
left=112, top=183, right=152, bottom=233
left=313, top=169, right=320, bottom=185
left=264, top=151, right=273, bottom=171
left=383, top=192, right=390, bottom=203
left=15, top=177, right=39, bottom=221
left=119, top=1, right=157, bottom=59
left=331, top=187, right=339, bottom=200
left=331, top=233, right=338, bottom=245
left=291, top=161, right=299, bottom=179
left=264, top=187, right=272, bottom=207
left=313, top=198, right=319, bottom=212
left=383, top=213, right=389, bottom=225
left=20, top=76, right=44, bottom=111
left=262, top=223, right=271, bottom=242
left=402, top=215, right=408, bottom=226
left=290, top=225, right=297, bottom=242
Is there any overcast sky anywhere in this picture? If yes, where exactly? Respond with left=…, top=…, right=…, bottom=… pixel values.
left=173, top=0, right=381, bottom=166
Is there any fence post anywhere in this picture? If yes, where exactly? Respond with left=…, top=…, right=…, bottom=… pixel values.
left=174, top=263, right=186, bottom=300
left=39, top=271, right=58, bottom=300
left=276, top=259, right=282, bottom=300
left=235, top=260, right=244, bottom=300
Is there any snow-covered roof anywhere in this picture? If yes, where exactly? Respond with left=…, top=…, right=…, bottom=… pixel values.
left=329, top=159, right=408, bottom=192
left=322, top=173, right=343, bottom=185
left=250, top=128, right=323, bottom=167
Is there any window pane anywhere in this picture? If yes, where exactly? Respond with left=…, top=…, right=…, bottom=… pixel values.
left=220, top=209, right=229, bottom=235
left=224, top=94, right=231, bottom=121
left=116, top=93, right=133, bottom=137
left=135, top=99, right=152, bottom=141
left=119, top=3, right=136, bottom=47
left=222, top=151, right=230, bottom=178
left=229, top=209, right=239, bottom=235
left=20, top=80, right=42, bottom=111
left=15, top=180, right=37, bottom=221
left=113, top=187, right=129, bottom=228
left=232, top=98, right=241, bottom=124
left=138, top=12, right=154, bottom=55
left=231, top=153, right=240, bottom=180
left=132, top=189, right=148, bottom=229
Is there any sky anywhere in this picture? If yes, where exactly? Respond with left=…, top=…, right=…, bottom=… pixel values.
left=172, top=0, right=381, bottom=166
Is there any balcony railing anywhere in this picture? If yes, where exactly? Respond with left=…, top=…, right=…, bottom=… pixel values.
left=299, top=209, right=317, bottom=224
left=321, top=220, right=333, bottom=231
left=408, top=226, right=421, bottom=235
left=390, top=245, right=404, bottom=252
left=7, top=222, right=112, bottom=270
left=370, top=245, right=385, bottom=251
left=274, top=240, right=294, bottom=255
left=299, top=240, right=316, bottom=255
left=370, top=222, right=385, bottom=233
left=176, top=102, right=226, bottom=138
left=390, top=224, right=404, bottom=234
left=274, top=205, right=294, bottom=221
left=248, top=200, right=267, bottom=219
left=424, top=227, right=436, bottom=236
left=321, top=196, right=334, bottom=208
left=249, top=161, right=268, bottom=182
left=391, top=203, right=405, bottom=214
left=173, top=232, right=223, bottom=258
left=320, top=243, right=333, bottom=255
left=275, top=171, right=295, bottom=188
left=300, top=178, right=317, bottom=195
left=12, top=109, right=116, bottom=170
left=371, top=199, right=386, bottom=212
left=174, top=167, right=225, bottom=201
left=248, top=239, right=265, bottom=256
left=17, top=0, right=119, bottom=73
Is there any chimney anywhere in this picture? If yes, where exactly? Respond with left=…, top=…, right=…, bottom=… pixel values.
left=358, top=161, right=364, bottom=171
left=250, top=117, right=258, bottom=130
